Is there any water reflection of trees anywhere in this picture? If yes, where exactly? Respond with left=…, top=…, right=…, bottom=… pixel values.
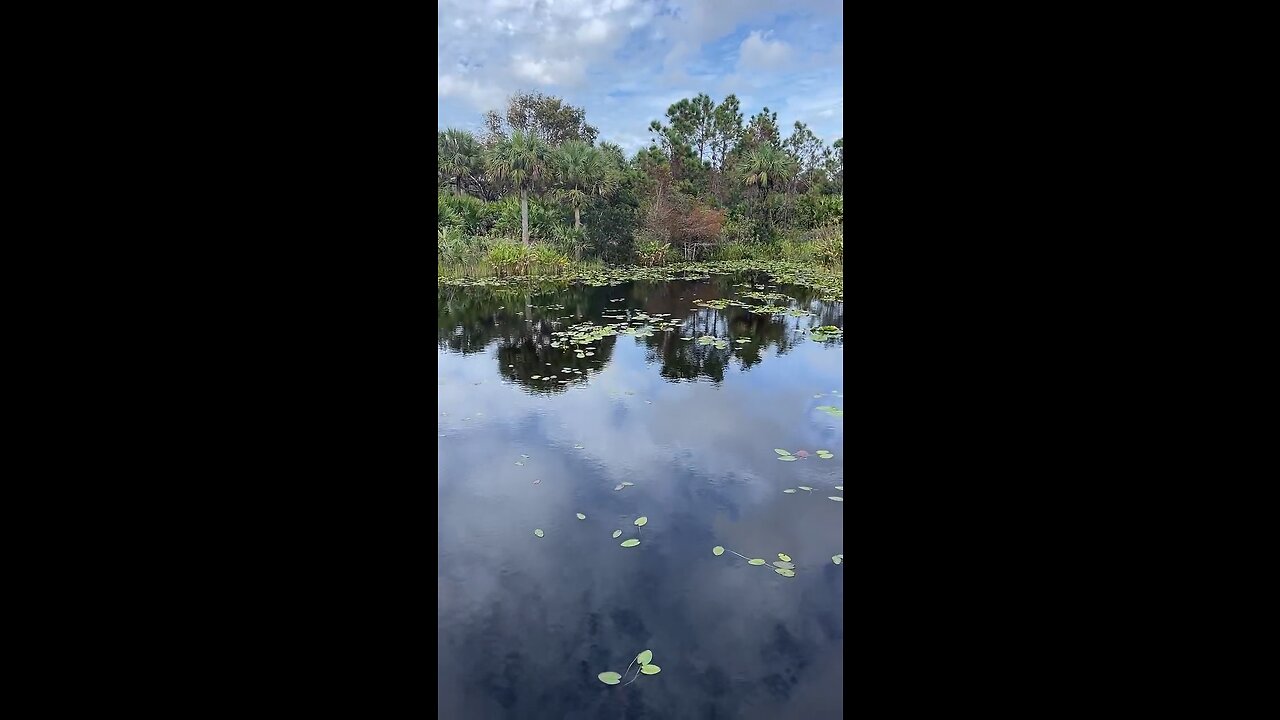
left=438, top=276, right=843, bottom=390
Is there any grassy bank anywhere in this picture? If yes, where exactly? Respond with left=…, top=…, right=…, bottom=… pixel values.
left=438, top=225, right=842, bottom=281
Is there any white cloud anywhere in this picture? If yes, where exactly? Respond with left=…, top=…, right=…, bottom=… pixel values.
left=736, top=30, right=791, bottom=71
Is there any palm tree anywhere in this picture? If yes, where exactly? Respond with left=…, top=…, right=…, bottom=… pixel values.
left=554, top=141, right=619, bottom=230
left=737, top=144, right=796, bottom=199
left=439, top=129, right=484, bottom=196
left=738, top=145, right=797, bottom=230
left=486, top=131, right=551, bottom=245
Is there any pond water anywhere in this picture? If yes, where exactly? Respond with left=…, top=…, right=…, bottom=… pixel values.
left=438, top=272, right=844, bottom=719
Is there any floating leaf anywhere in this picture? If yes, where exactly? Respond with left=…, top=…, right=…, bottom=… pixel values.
left=598, top=671, right=621, bottom=685
left=835, top=485, right=843, bottom=490
left=783, top=489, right=797, bottom=493
left=531, top=375, right=541, bottom=380
left=773, top=449, right=792, bottom=456
left=533, top=479, right=541, bottom=484
left=613, top=530, right=623, bottom=538
left=640, top=664, right=661, bottom=675
left=817, top=449, right=829, bottom=454
left=774, top=568, right=796, bottom=577
left=798, top=486, right=813, bottom=491
left=615, top=484, right=624, bottom=491
left=621, top=482, right=634, bottom=486
left=778, top=456, right=797, bottom=462
left=521, top=454, right=530, bottom=458
left=778, top=553, right=791, bottom=562
left=634, top=516, right=648, bottom=527
left=636, top=650, right=653, bottom=665
left=577, top=513, right=586, bottom=520
left=748, top=558, right=767, bottom=565
left=773, top=561, right=796, bottom=569
left=534, top=529, right=544, bottom=537
left=515, top=461, right=524, bottom=466
left=713, top=546, right=725, bottom=556
left=620, top=539, right=640, bottom=547
left=832, top=555, right=843, bottom=565
left=828, top=496, right=843, bottom=502
left=574, top=444, right=584, bottom=449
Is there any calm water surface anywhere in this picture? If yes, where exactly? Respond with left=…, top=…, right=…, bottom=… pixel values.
left=438, top=274, right=844, bottom=719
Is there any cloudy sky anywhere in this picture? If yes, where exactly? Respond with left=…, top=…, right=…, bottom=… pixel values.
left=438, top=0, right=844, bottom=154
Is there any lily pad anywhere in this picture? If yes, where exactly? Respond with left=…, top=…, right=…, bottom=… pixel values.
left=533, top=479, right=541, bottom=484
left=713, top=546, right=725, bottom=556
left=515, top=461, right=524, bottom=466
left=828, top=496, right=843, bottom=502
left=778, top=456, right=797, bottom=462
left=621, top=482, right=634, bottom=486
left=783, top=489, right=797, bottom=493
left=748, top=558, right=767, bottom=565
left=798, top=486, right=813, bottom=491
left=640, top=664, right=661, bottom=675
left=817, top=449, right=829, bottom=454
left=778, top=553, right=791, bottom=562
left=636, top=650, right=653, bottom=665
left=577, top=513, right=586, bottom=520
left=774, top=449, right=792, bottom=456
left=613, top=530, right=623, bottom=538
left=534, top=529, right=544, bottom=537
left=774, top=568, right=796, bottom=577
left=772, top=561, right=796, bottom=569
left=835, top=485, right=843, bottom=490
left=634, top=517, right=648, bottom=527
left=614, top=484, right=624, bottom=491
left=598, top=671, right=621, bottom=685
left=620, top=539, right=640, bottom=547
left=531, top=375, right=540, bottom=379
left=832, top=555, right=843, bottom=565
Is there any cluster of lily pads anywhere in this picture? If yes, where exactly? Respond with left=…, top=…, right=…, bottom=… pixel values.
left=713, top=546, right=799, bottom=578
left=783, top=484, right=843, bottom=501
left=774, top=448, right=834, bottom=461
left=537, top=514, right=648, bottom=547
left=809, top=325, right=844, bottom=342
left=599, top=649, right=660, bottom=686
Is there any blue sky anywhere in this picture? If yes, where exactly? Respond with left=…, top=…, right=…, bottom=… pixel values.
left=438, top=0, right=843, bottom=155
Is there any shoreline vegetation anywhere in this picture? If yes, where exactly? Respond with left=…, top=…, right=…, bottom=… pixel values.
left=440, top=91, right=842, bottom=281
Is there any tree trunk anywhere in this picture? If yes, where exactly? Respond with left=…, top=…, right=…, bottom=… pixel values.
left=574, top=207, right=581, bottom=230
left=520, top=189, right=530, bottom=246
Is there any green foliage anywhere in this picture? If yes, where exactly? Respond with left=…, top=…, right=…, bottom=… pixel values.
left=438, top=91, right=844, bottom=276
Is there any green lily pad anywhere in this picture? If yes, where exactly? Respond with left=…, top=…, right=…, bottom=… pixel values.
left=835, top=485, right=843, bottom=490
left=774, top=449, right=792, bottom=456
left=598, top=671, right=621, bottom=685
left=748, top=558, right=767, bottom=565
left=534, top=529, right=544, bottom=537
left=713, top=546, right=725, bottom=556
left=641, top=664, right=661, bottom=675
left=828, top=496, right=843, bottom=502
left=613, top=530, right=623, bottom=538
left=615, top=484, right=624, bottom=491
left=774, top=568, right=796, bottom=577
left=783, top=489, right=797, bottom=493
left=817, top=449, right=829, bottom=454
left=798, top=486, right=813, bottom=491
left=621, top=482, right=634, bottom=486
left=515, top=461, right=524, bottom=466
left=634, top=517, right=648, bottom=527
left=832, top=555, right=843, bottom=565
left=530, top=375, right=540, bottom=379
left=778, top=553, right=791, bottom=562
left=620, top=539, right=640, bottom=547
left=636, top=650, right=653, bottom=665
left=577, top=513, right=586, bottom=520
left=772, top=561, right=795, bottom=569
left=778, top=456, right=797, bottom=462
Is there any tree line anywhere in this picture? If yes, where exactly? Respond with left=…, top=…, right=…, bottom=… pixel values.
left=439, top=91, right=843, bottom=267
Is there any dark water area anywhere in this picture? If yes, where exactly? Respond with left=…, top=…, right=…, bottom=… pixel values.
left=438, top=273, right=844, bottom=719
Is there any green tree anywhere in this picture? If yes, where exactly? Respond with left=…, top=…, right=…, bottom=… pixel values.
left=554, top=141, right=617, bottom=230
left=487, top=130, right=551, bottom=246
left=483, top=91, right=598, bottom=146
left=438, top=128, right=485, bottom=196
